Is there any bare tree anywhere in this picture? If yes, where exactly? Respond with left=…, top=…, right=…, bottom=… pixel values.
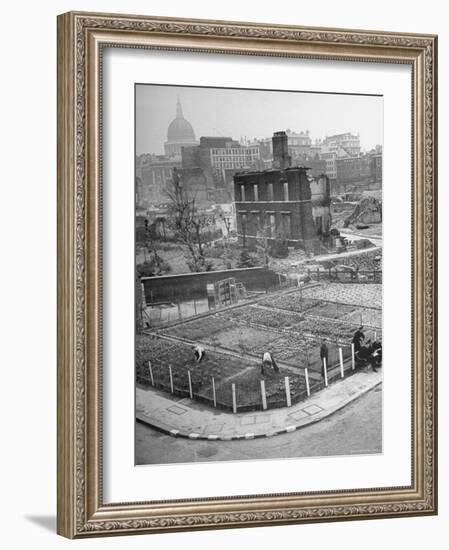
left=145, top=219, right=163, bottom=271
left=165, top=168, right=210, bottom=272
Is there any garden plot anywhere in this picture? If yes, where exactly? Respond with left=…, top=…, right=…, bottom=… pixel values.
left=299, top=316, right=358, bottom=341
left=136, top=334, right=314, bottom=411
left=139, top=280, right=383, bottom=411
left=259, top=292, right=321, bottom=313
left=205, top=325, right=283, bottom=355
left=343, top=308, right=382, bottom=328
left=160, top=311, right=290, bottom=359
left=219, top=305, right=304, bottom=330
left=301, top=283, right=382, bottom=309
left=136, top=334, right=249, bottom=402
left=302, top=301, right=381, bottom=328
left=268, top=334, right=349, bottom=372
left=302, top=301, right=360, bottom=320
left=161, top=315, right=236, bottom=342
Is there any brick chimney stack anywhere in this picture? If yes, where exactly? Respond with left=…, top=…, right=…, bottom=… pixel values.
left=272, top=131, right=291, bottom=170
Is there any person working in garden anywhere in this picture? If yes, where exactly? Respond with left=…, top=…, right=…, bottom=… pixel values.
left=261, top=351, right=279, bottom=374
left=192, top=344, right=206, bottom=363
left=320, top=340, right=329, bottom=378
left=370, top=340, right=382, bottom=372
left=352, top=326, right=365, bottom=352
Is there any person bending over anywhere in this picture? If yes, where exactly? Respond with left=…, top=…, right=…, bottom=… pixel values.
left=261, top=351, right=279, bottom=374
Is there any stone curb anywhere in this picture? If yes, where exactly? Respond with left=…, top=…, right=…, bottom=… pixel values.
left=136, top=378, right=382, bottom=441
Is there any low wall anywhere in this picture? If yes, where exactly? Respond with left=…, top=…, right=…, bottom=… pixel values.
left=142, top=267, right=280, bottom=303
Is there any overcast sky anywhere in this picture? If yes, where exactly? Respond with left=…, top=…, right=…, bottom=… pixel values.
left=136, top=84, right=383, bottom=156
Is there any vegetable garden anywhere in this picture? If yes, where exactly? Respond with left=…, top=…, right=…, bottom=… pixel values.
left=137, top=283, right=382, bottom=411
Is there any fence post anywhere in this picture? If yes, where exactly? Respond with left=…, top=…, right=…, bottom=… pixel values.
left=177, top=302, right=182, bottom=320
left=148, top=360, right=154, bottom=387
left=169, top=365, right=174, bottom=394
left=351, top=343, right=356, bottom=370
left=212, top=376, right=217, bottom=408
left=193, top=299, right=198, bottom=316
left=323, top=357, right=329, bottom=387
left=284, top=376, right=292, bottom=407
left=374, top=330, right=378, bottom=341
left=317, top=267, right=320, bottom=281
left=232, top=383, right=237, bottom=414
left=260, top=380, right=267, bottom=410
left=339, top=347, right=345, bottom=378
left=304, top=368, right=311, bottom=397
left=188, top=370, right=193, bottom=399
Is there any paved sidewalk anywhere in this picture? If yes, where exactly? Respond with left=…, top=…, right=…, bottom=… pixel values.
left=136, top=370, right=382, bottom=440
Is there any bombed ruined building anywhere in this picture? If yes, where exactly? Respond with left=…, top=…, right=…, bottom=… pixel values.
left=233, top=131, right=331, bottom=254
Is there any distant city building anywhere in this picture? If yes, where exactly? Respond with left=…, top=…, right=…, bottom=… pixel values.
left=335, top=148, right=382, bottom=193
left=255, top=137, right=273, bottom=160
left=210, top=142, right=260, bottom=174
left=164, top=97, right=199, bottom=158
left=177, top=166, right=217, bottom=206
left=285, top=129, right=312, bottom=161
left=369, top=150, right=382, bottom=184
left=336, top=156, right=365, bottom=188
left=323, top=132, right=361, bottom=157
left=233, top=131, right=331, bottom=254
left=179, top=136, right=261, bottom=206
left=319, top=144, right=349, bottom=184
left=255, top=130, right=313, bottom=165
left=136, top=154, right=181, bottom=207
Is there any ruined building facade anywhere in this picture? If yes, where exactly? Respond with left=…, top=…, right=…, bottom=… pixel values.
left=233, top=131, right=331, bottom=254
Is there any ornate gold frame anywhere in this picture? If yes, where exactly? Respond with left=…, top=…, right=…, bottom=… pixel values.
left=57, top=11, right=438, bottom=538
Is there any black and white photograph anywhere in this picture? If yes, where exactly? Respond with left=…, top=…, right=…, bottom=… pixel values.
left=134, top=84, right=383, bottom=466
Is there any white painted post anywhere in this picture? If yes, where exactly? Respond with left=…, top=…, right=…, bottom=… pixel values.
left=323, top=357, right=329, bottom=387
left=169, top=365, right=174, bottom=393
left=339, top=347, right=345, bottom=378
left=188, top=370, right=193, bottom=399
left=351, top=343, right=356, bottom=370
left=260, top=380, right=267, bottom=410
left=232, top=383, right=237, bottom=414
left=148, top=360, right=154, bottom=386
left=212, top=377, right=217, bottom=408
left=304, top=368, right=311, bottom=397
left=374, top=330, right=378, bottom=341
left=284, top=376, right=292, bottom=407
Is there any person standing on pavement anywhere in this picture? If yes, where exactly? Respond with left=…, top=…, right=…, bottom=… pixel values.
left=320, top=340, right=329, bottom=379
